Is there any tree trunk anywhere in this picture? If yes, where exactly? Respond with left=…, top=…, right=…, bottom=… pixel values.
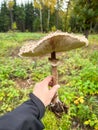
left=84, top=29, right=89, bottom=39
left=39, top=9, right=43, bottom=32
left=56, top=0, right=59, bottom=28
left=94, top=23, right=98, bottom=33
left=10, top=9, right=13, bottom=30
left=47, top=9, right=50, bottom=31
left=65, top=1, right=70, bottom=31
left=22, top=22, right=25, bottom=32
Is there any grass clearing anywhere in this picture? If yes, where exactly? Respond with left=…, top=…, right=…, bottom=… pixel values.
left=0, top=32, right=98, bottom=130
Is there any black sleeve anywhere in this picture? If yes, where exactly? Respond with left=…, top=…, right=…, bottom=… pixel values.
left=0, top=93, right=45, bottom=130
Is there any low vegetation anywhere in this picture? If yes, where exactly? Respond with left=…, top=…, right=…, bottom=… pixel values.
left=0, top=32, right=98, bottom=130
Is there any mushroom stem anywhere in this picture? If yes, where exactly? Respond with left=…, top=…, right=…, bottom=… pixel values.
left=49, top=51, right=59, bottom=103
left=51, top=51, right=58, bottom=85
left=52, top=65, right=58, bottom=84
left=49, top=52, right=68, bottom=118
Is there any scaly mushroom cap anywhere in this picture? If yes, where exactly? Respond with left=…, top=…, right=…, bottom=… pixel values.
left=19, top=32, right=89, bottom=57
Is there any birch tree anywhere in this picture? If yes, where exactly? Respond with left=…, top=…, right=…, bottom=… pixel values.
left=7, top=0, right=14, bottom=30
left=34, top=0, right=43, bottom=32
left=44, top=0, right=56, bottom=31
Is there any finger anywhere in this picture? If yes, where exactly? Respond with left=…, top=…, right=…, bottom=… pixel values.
left=50, top=84, right=60, bottom=97
left=42, top=76, right=53, bottom=86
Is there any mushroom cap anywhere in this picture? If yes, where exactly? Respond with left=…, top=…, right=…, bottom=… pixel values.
left=19, top=32, right=89, bottom=57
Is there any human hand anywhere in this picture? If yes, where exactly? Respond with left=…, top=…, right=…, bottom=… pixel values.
left=33, top=76, right=60, bottom=107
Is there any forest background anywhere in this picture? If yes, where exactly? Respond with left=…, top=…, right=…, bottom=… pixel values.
left=0, top=0, right=98, bottom=37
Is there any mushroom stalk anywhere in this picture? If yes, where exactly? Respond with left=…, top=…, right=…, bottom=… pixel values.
left=49, top=51, right=68, bottom=118
left=49, top=51, right=59, bottom=103
left=51, top=51, right=58, bottom=85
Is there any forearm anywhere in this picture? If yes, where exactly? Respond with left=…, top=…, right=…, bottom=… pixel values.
left=0, top=93, right=45, bottom=130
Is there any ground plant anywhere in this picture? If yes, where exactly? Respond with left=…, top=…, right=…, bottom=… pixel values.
left=0, top=32, right=98, bottom=130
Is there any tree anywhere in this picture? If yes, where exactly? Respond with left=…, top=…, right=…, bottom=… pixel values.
left=55, top=0, right=64, bottom=29
left=43, top=0, right=56, bottom=31
left=0, top=1, right=10, bottom=32
left=34, top=0, right=60, bottom=32
left=68, top=0, right=98, bottom=38
left=25, top=2, right=35, bottom=32
left=64, top=0, right=71, bottom=31
left=7, top=0, right=14, bottom=30
left=34, top=0, right=43, bottom=32
left=14, top=4, right=25, bottom=32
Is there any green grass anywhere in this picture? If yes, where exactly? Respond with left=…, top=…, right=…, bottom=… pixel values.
left=0, top=32, right=46, bottom=42
left=0, top=32, right=98, bottom=130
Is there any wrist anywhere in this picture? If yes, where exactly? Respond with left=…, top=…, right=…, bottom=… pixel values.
left=29, top=93, right=45, bottom=119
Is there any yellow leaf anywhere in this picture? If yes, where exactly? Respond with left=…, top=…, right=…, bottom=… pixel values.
left=0, top=97, right=3, bottom=101
left=84, top=120, right=90, bottom=125
left=7, top=107, right=12, bottom=112
left=80, top=98, right=84, bottom=103
left=74, top=100, right=79, bottom=105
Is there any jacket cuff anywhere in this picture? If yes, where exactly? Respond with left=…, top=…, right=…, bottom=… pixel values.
left=29, top=93, right=45, bottom=119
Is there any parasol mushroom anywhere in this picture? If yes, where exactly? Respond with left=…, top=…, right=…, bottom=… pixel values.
left=19, top=32, right=88, bottom=118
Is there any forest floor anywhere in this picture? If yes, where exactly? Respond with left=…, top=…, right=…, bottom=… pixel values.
left=0, top=32, right=98, bottom=130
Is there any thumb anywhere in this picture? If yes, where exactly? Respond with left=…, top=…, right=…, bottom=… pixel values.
left=50, top=84, right=60, bottom=97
